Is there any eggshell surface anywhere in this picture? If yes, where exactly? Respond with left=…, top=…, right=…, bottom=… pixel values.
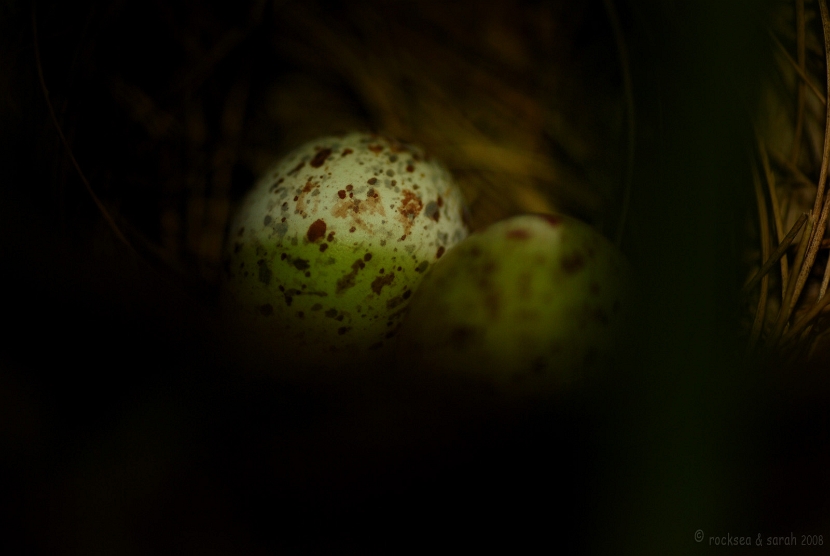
left=395, top=213, right=630, bottom=398
left=223, top=132, right=468, bottom=370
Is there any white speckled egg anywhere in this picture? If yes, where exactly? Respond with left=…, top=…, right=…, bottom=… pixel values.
left=395, top=213, right=630, bottom=398
left=223, top=131, right=469, bottom=371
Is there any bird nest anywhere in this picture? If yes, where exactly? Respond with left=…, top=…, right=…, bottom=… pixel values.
left=7, top=1, right=830, bottom=552
left=32, top=0, right=830, bottom=367
left=28, top=0, right=630, bottom=305
left=748, top=0, right=830, bottom=362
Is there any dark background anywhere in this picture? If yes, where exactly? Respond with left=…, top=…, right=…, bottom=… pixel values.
left=2, top=0, right=828, bottom=554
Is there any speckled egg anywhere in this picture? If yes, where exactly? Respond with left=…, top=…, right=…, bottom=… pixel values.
left=395, top=213, right=630, bottom=398
left=223, top=131, right=469, bottom=371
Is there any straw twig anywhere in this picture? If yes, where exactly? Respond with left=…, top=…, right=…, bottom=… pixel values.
left=757, top=135, right=790, bottom=293
left=781, top=284, right=830, bottom=345
left=769, top=30, right=827, bottom=105
left=603, top=0, right=635, bottom=248
left=791, top=0, right=807, bottom=165
left=768, top=147, right=820, bottom=190
left=770, top=210, right=814, bottom=345
left=749, top=160, right=772, bottom=351
left=771, top=0, right=830, bottom=342
left=742, top=212, right=808, bottom=296
left=31, top=3, right=134, bottom=252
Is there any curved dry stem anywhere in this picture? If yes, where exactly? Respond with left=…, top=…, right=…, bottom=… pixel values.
left=812, top=0, right=830, bottom=216
left=749, top=160, right=771, bottom=352
left=768, top=147, right=820, bottom=189
left=603, top=0, right=636, bottom=249
left=742, top=211, right=807, bottom=296
left=791, top=0, right=807, bottom=165
left=771, top=211, right=813, bottom=344
left=769, top=30, right=827, bottom=105
left=31, top=3, right=133, bottom=252
left=782, top=285, right=830, bottom=345
left=773, top=0, right=830, bottom=340
left=757, top=135, right=789, bottom=293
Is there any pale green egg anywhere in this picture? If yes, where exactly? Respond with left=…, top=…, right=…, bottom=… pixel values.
left=222, top=132, right=468, bottom=372
left=395, top=213, right=630, bottom=397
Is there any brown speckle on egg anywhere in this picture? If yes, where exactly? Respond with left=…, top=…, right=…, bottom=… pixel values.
left=386, top=296, right=405, bottom=310
left=592, top=308, right=609, bottom=326
left=310, top=148, right=332, bottom=168
left=257, top=260, right=271, bottom=285
left=371, top=273, right=395, bottom=294
left=561, top=253, right=585, bottom=274
left=541, top=214, right=562, bottom=226
left=398, top=190, right=423, bottom=237
left=287, top=161, right=304, bottom=175
left=283, top=290, right=295, bottom=306
left=336, top=259, right=366, bottom=294
left=449, top=326, right=480, bottom=349
left=484, top=289, right=500, bottom=319
left=507, top=229, right=531, bottom=240
left=307, top=219, right=326, bottom=242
